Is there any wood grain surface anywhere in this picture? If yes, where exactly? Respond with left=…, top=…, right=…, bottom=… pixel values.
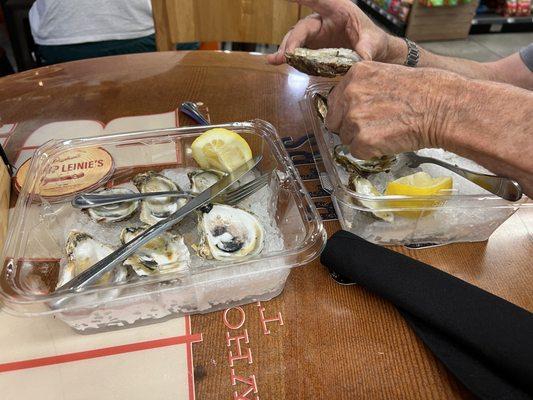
left=0, top=51, right=531, bottom=399
left=152, top=0, right=302, bottom=49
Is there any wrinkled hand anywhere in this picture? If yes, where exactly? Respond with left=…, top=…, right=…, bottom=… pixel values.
left=326, top=62, right=460, bottom=159
left=267, top=0, right=391, bottom=65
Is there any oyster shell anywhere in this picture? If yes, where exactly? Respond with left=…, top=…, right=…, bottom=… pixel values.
left=314, top=93, right=329, bottom=124
left=120, top=226, right=190, bottom=276
left=87, top=188, right=139, bottom=223
left=195, top=204, right=264, bottom=261
left=133, top=171, right=187, bottom=225
left=349, top=175, right=394, bottom=223
left=57, top=231, right=127, bottom=289
left=285, top=48, right=361, bottom=77
left=188, top=169, right=225, bottom=194
left=334, top=145, right=396, bottom=174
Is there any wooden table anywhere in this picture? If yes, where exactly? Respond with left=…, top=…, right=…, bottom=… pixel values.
left=0, top=51, right=531, bottom=399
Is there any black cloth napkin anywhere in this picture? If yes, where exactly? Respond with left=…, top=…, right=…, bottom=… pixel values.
left=321, top=230, right=533, bottom=400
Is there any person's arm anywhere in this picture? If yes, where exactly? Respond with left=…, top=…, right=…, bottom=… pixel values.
left=384, top=37, right=533, bottom=90
left=325, top=62, right=533, bottom=196
left=269, top=0, right=533, bottom=89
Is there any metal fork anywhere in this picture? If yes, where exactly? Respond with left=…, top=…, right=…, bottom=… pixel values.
left=219, top=173, right=270, bottom=205
left=72, top=173, right=270, bottom=209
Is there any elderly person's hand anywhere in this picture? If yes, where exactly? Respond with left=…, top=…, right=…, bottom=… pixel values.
left=326, top=62, right=458, bottom=159
left=268, top=1, right=533, bottom=91
left=266, top=0, right=393, bottom=65
left=324, top=61, right=533, bottom=197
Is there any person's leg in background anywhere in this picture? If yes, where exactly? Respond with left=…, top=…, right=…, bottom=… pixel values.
left=37, top=33, right=157, bottom=65
left=176, top=42, right=200, bottom=50
left=38, top=36, right=202, bottom=65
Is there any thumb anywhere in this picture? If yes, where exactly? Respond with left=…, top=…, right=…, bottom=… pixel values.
left=355, top=36, right=375, bottom=61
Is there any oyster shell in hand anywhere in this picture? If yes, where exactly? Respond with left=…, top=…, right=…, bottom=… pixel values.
left=133, top=171, right=187, bottom=225
left=195, top=204, right=264, bottom=261
left=188, top=169, right=225, bottom=194
left=57, top=231, right=128, bottom=289
left=334, top=145, right=396, bottom=174
left=314, top=94, right=398, bottom=174
left=87, top=188, right=139, bottom=223
left=120, top=226, right=190, bottom=276
left=285, top=48, right=361, bottom=77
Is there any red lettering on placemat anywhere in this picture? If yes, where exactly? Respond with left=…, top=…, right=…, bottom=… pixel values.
left=220, top=302, right=286, bottom=399
left=230, top=369, right=259, bottom=400
left=257, top=302, right=284, bottom=335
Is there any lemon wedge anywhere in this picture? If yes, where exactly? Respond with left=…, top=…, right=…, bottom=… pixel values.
left=191, top=128, right=252, bottom=173
left=385, top=172, right=453, bottom=218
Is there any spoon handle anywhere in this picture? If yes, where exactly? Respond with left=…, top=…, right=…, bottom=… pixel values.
left=179, top=102, right=210, bottom=125
left=407, top=153, right=522, bottom=202
left=72, top=191, right=195, bottom=209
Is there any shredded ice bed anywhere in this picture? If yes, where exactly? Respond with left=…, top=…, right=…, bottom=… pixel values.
left=17, top=167, right=288, bottom=331
left=322, top=130, right=518, bottom=246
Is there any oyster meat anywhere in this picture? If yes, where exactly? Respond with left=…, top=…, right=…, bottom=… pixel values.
left=195, top=204, right=264, bottom=261
left=349, top=175, right=394, bottom=223
left=334, top=145, right=396, bottom=174
left=120, top=226, right=190, bottom=276
left=87, top=188, right=139, bottom=223
left=133, top=171, right=187, bottom=225
left=285, top=48, right=361, bottom=77
left=58, top=231, right=127, bottom=289
left=188, top=169, right=225, bottom=194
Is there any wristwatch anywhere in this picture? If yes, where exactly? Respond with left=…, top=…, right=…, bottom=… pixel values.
left=404, top=38, right=420, bottom=68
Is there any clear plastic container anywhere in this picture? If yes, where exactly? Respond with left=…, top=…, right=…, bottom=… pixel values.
left=0, top=120, right=326, bottom=333
left=303, top=83, right=531, bottom=247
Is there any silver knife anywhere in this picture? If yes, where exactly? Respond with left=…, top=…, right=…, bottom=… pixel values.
left=54, top=155, right=262, bottom=295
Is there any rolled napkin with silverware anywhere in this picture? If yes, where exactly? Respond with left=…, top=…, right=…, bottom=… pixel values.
left=321, top=230, right=533, bottom=400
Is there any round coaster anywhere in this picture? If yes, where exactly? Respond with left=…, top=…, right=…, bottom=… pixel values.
left=15, top=147, right=114, bottom=201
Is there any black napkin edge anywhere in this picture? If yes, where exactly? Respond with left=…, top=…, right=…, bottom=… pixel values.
left=399, top=309, right=532, bottom=400
left=321, top=230, right=533, bottom=399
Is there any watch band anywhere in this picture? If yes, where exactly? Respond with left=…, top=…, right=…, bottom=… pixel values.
left=404, top=38, right=420, bottom=68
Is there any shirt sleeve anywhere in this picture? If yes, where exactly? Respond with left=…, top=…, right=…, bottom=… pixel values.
left=519, top=43, right=533, bottom=72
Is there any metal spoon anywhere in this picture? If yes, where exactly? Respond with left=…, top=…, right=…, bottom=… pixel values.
left=179, top=102, right=210, bottom=125
left=72, top=191, right=195, bottom=209
left=403, top=152, right=522, bottom=202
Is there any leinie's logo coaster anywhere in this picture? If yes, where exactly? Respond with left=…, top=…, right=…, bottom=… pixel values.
left=15, top=147, right=114, bottom=200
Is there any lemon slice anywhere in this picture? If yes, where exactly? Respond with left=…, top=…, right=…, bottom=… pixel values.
left=191, top=128, right=252, bottom=173
left=385, top=172, right=453, bottom=218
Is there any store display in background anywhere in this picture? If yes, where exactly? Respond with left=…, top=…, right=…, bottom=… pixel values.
left=368, top=0, right=414, bottom=22
left=420, top=0, right=472, bottom=6
left=366, top=0, right=476, bottom=22
left=478, top=0, right=532, bottom=16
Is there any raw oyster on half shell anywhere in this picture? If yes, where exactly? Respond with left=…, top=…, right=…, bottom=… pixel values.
left=195, top=204, right=264, bottom=261
left=349, top=175, right=394, bottom=223
left=133, top=171, right=187, bottom=225
left=120, top=226, right=190, bottom=276
left=188, top=169, right=226, bottom=194
left=57, top=231, right=127, bottom=289
left=334, top=145, right=396, bottom=175
left=87, top=188, right=139, bottom=223
left=285, top=48, right=361, bottom=77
